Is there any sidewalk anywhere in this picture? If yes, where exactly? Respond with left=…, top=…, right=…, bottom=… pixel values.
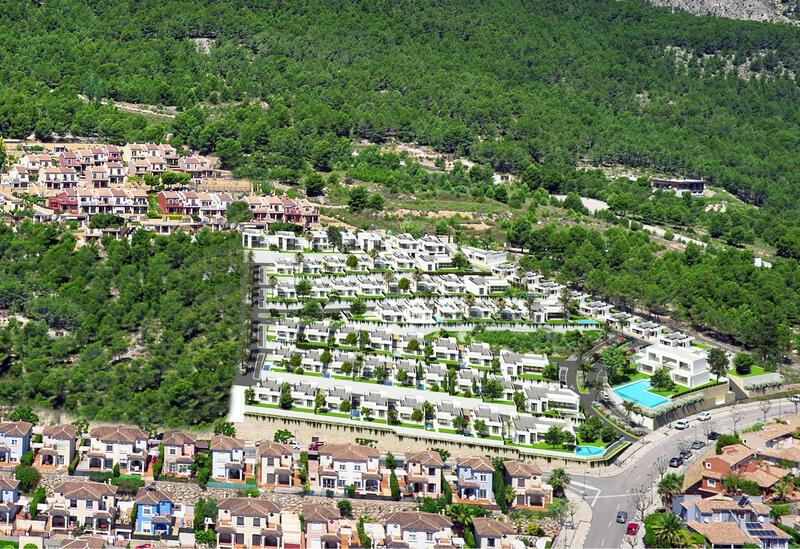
left=551, top=496, right=592, bottom=549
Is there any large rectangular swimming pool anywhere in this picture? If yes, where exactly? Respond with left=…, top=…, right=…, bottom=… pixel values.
left=613, top=379, right=670, bottom=408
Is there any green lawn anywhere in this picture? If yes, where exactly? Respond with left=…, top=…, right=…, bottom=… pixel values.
left=317, top=411, right=351, bottom=419
left=399, top=423, right=425, bottom=430
left=727, top=366, right=767, bottom=378
left=649, top=382, right=690, bottom=397
left=439, top=428, right=461, bottom=434
left=577, top=375, right=588, bottom=394
left=691, top=341, right=711, bottom=350
left=611, top=370, right=649, bottom=387
left=519, top=373, right=547, bottom=381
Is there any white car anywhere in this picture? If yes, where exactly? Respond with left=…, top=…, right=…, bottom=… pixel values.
left=675, top=419, right=690, bottom=430
left=697, top=412, right=711, bottom=421
left=791, top=394, right=800, bottom=403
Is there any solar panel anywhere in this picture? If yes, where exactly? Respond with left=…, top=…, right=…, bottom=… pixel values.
left=746, top=522, right=760, bottom=529
left=739, top=496, right=750, bottom=507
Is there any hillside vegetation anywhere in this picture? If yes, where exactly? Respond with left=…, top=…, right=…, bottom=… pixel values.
left=0, top=224, right=242, bottom=428
left=1, top=0, right=800, bottom=358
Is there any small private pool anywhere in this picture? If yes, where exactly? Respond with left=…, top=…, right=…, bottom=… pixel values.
left=575, top=445, right=606, bottom=457
left=576, top=319, right=599, bottom=324
left=613, top=379, right=669, bottom=408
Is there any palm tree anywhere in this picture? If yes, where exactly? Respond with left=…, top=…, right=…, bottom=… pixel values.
left=773, top=479, right=792, bottom=501
left=590, top=379, right=605, bottom=404
left=383, top=271, right=396, bottom=292
left=578, top=361, right=593, bottom=385
left=463, top=294, right=476, bottom=313
left=547, top=468, right=571, bottom=497
left=369, top=247, right=379, bottom=264
left=412, top=270, right=423, bottom=292
left=294, top=252, right=304, bottom=281
left=503, top=487, right=517, bottom=509
left=657, top=474, right=683, bottom=509
left=494, top=297, right=506, bottom=320
left=558, top=287, right=572, bottom=314
left=515, top=265, right=527, bottom=282
left=622, top=400, right=637, bottom=426
left=267, top=275, right=278, bottom=298
left=524, top=294, right=537, bottom=322
left=650, top=513, right=687, bottom=548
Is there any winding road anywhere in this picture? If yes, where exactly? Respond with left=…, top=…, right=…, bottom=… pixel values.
left=563, top=398, right=794, bottom=548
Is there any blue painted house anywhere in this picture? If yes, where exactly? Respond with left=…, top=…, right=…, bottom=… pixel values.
left=134, top=487, right=174, bottom=535
left=0, top=478, right=20, bottom=529
left=455, top=456, right=494, bottom=502
left=0, top=421, right=33, bottom=465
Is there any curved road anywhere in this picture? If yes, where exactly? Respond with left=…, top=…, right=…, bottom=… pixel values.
left=563, top=398, right=795, bottom=548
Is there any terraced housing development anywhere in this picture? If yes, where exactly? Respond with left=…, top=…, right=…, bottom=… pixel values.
left=241, top=228, right=732, bottom=458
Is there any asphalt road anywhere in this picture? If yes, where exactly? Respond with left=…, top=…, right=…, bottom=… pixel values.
left=570, top=398, right=795, bottom=548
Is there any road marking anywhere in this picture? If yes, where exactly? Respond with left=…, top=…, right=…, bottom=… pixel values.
left=571, top=481, right=602, bottom=492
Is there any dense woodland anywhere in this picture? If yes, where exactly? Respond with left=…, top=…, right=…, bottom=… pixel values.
left=0, top=223, right=242, bottom=428
left=3, top=0, right=800, bottom=255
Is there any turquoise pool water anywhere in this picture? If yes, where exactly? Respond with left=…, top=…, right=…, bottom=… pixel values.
left=576, top=319, right=598, bottom=324
left=575, top=445, right=606, bottom=457
left=613, top=379, right=669, bottom=408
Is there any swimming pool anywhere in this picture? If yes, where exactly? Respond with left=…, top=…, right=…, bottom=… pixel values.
left=613, top=379, right=669, bottom=408
left=576, top=319, right=599, bottom=324
left=575, top=446, right=606, bottom=457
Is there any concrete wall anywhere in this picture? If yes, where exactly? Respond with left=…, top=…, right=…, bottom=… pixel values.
left=236, top=412, right=619, bottom=470
left=728, top=372, right=782, bottom=399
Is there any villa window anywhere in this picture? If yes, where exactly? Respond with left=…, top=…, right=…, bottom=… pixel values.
left=141, top=506, right=150, bottom=516
left=237, top=517, right=245, bottom=526
left=427, top=533, right=433, bottom=541
left=707, top=479, right=716, bottom=488
left=253, top=518, right=261, bottom=527
left=518, top=479, right=525, bottom=488
left=86, top=501, right=94, bottom=510
left=69, top=500, right=77, bottom=508
left=106, top=445, right=113, bottom=452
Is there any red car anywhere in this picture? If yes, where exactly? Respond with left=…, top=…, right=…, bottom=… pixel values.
left=626, top=523, right=639, bottom=536
left=309, top=441, right=325, bottom=451
left=136, top=545, right=152, bottom=549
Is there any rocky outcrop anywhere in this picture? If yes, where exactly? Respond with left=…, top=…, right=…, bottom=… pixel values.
left=648, top=0, right=800, bottom=25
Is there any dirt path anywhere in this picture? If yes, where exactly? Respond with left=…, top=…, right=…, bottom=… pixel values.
left=77, top=94, right=177, bottom=118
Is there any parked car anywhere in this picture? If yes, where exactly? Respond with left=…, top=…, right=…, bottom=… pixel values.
left=675, top=419, right=689, bottom=430
left=616, top=511, right=628, bottom=523
left=691, top=440, right=705, bottom=450
left=697, top=411, right=712, bottom=421
left=626, top=523, right=640, bottom=536
left=309, top=441, right=326, bottom=451
left=669, top=457, right=684, bottom=468
left=707, top=431, right=720, bottom=440
left=136, top=545, right=152, bottom=549
left=792, top=394, right=800, bottom=403
left=679, top=449, right=692, bottom=459
left=601, top=392, right=611, bottom=401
